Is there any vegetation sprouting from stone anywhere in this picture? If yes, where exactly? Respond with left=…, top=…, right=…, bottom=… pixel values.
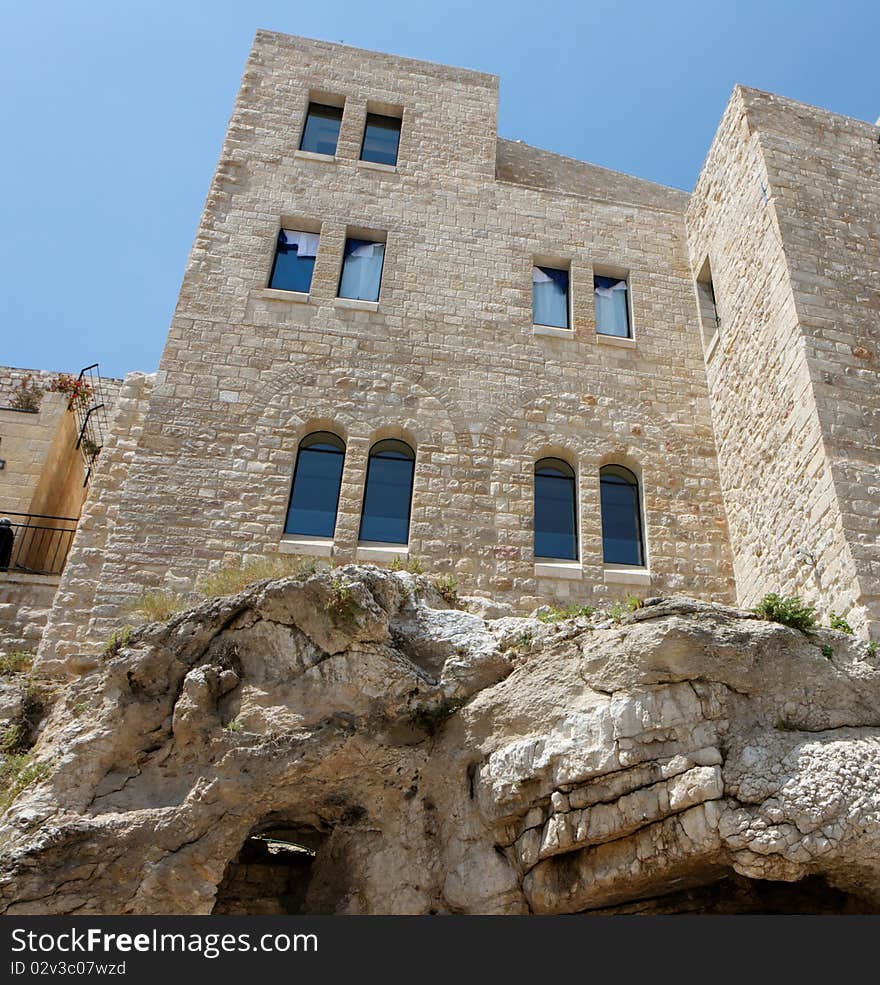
left=753, top=594, right=817, bottom=632
left=433, top=575, right=460, bottom=607
left=104, top=625, right=133, bottom=657
left=0, top=651, right=32, bottom=677
left=130, top=591, right=187, bottom=624
left=829, top=611, right=854, bottom=635
left=0, top=754, right=52, bottom=814
left=198, top=556, right=320, bottom=598
left=388, top=555, right=423, bottom=575
left=821, top=644, right=834, bottom=659
left=325, top=577, right=361, bottom=625
left=538, top=604, right=594, bottom=624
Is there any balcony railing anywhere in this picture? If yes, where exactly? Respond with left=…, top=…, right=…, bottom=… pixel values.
left=0, top=511, right=78, bottom=577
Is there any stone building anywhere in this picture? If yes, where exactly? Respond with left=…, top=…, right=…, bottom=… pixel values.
left=1, top=30, right=876, bottom=663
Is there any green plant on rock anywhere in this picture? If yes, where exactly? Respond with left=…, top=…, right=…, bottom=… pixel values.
left=103, top=625, right=133, bottom=657
left=197, top=556, right=318, bottom=598
left=608, top=601, right=626, bottom=624
left=433, top=574, right=460, bottom=607
left=829, top=611, right=854, bottom=635
left=7, top=374, right=44, bottom=411
left=130, top=590, right=187, bottom=624
left=867, top=641, right=878, bottom=659
left=537, top=604, right=594, bottom=624
left=0, top=754, right=52, bottom=814
left=626, top=595, right=644, bottom=612
left=774, top=720, right=801, bottom=733
left=224, top=719, right=243, bottom=733
left=325, top=577, right=361, bottom=626
left=821, top=643, right=834, bottom=659
left=0, top=651, right=32, bottom=677
left=753, top=593, right=817, bottom=632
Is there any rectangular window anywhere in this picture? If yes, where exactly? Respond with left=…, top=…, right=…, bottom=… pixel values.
left=594, top=275, right=631, bottom=338
left=269, top=229, right=320, bottom=293
left=299, top=102, right=343, bottom=156
left=533, top=266, right=570, bottom=329
left=696, top=257, right=720, bottom=347
left=338, top=238, right=386, bottom=302
left=360, top=113, right=402, bottom=166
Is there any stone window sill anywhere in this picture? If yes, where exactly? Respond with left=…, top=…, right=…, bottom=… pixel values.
left=357, top=541, right=408, bottom=563
left=256, top=288, right=310, bottom=304
left=596, top=333, right=636, bottom=349
left=603, top=565, right=651, bottom=586
left=278, top=534, right=334, bottom=558
left=357, top=159, right=398, bottom=174
left=534, top=560, right=583, bottom=580
left=705, top=331, right=721, bottom=362
left=294, top=149, right=337, bottom=165
left=532, top=325, right=573, bottom=339
left=335, top=297, right=379, bottom=312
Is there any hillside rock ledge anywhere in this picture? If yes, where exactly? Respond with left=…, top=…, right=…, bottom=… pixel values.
left=2, top=565, right=880, bottom=914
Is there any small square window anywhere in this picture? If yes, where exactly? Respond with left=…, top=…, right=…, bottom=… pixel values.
left=360, top=113, right=402, bottom=166
left=594, top=275, right=631, bottom=338
left=533, top=266, right=570, bottom=329
left=338, top=238, right=385, bottom=302
left=300, top=102, right=343, bottom=156
left=269, top=229, right=320, bottom=293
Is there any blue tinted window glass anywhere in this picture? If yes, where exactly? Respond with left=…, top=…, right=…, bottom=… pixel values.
left=594, top=275, right=631, bottom=337
left=361, top=113, right=401, bottom=166
left=600, top=468, right=644, bottom=565
left=359, top=443, right=414, bottom=544
left=300, top=103, right=343, bottom=155
left=285, top=436, right=345, bottom=538
left=269, top=231, right=318, bottom=293
left=533, top=267, right=570, bottom=328
left=338, top=238, right=385, bottom=302
left=534, top=460, right=577, bottom=560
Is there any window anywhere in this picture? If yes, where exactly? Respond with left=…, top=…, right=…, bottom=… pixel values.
left=696, top=257, right=720, bottom=346
left=360, top=113, right=401, bottom=166
left=359, top=439, right=415, bottom=545
left=269, top=229, right=320, bottom=293
left=533, top=266, right=570, bottom=329
left=600, top=465, right=644, bottom=566
left=299, top=102, right=343, bottom=156
left=284, top=432, right=345, bottom=538
left=534, top=458, right=578, bottom=560
left=338, top=238, right=386, bottom=302
left=594, top=275, right=631, bottom=338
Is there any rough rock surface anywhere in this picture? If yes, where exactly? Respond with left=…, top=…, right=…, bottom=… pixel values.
left=2, top=566, right=880, bottom=914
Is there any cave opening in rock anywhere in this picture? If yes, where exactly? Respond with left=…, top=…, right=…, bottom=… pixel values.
left=212, top=822, right=329, bottom=915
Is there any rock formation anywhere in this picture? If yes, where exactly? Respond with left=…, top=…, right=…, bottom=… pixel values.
left=2, top=565, right=880, bottom=914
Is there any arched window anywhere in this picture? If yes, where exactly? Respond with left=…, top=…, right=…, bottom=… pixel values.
left=359, top=439, right=415, bottom=545
left=600, top=465, right=644, bottom=566
left=284, top=432, right=345, bottom=538
left=534, top=458, right=578, bottom=560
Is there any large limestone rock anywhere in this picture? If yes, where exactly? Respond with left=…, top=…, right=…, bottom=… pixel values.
left=2, top=566, right=880, bottom=914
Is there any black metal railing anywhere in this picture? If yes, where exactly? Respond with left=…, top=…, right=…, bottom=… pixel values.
left=69, top=364, right=110, bottom=486
left=0, top=511, right=78, bottom=577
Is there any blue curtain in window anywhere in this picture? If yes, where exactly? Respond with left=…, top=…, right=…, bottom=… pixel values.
left=285, top=434, right=345, bottom=537
left=270, top=229, right=319, bottom=293
left=600, top=466, right=644, bottom=565
left=534, top=459, right=578, bottom=560
left=533, top=266, right=570, bottom=328
left=594, top=276, right=630, bottom=337
left=359, top=441, right=414, bottom=544
left=339, top=239, right=385, bottom=302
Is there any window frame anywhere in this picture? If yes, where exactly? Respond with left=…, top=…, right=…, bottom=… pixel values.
left=299, top=101, right=344, bottom=157
left=593, top=272, right=633, bottom=339
left=533, top=456, right=579, bottom=562
left=599, top=464, right=646, bottom=567
left=268, top=228, right=320, bottom=294
left=284, top=431, right=346, bottom=540
left=532, top=264, right=572, bottom=331
left=358, top=438, right=416, bottom=546
left=360, top=112, right=402, bottom=167
left=337, top=235, right=387, bottom=303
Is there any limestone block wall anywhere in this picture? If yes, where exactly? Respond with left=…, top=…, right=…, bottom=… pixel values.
left=40, top=32, right=736, bottom=661
left=739, top=90, right=880, bottom=633
left=686, top=87, right=875, bottom=636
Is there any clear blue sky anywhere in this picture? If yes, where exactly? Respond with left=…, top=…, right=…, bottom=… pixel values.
left=3, top=1, right=878, bottom=379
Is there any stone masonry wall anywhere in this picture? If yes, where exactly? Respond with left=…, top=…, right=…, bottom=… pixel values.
left=38, top=31, right=737, bottom=662
left=739, top=89, right=880, bottom=634
left=686, top=88, right=873, bottom=637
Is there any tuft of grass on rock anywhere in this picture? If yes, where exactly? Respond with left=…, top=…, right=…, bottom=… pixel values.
left=0, top=754, right=52, bottom=814
left=0, top=651, right=32, bottom=677
left=753, top=593, right=817, bottom=633
left=103, top=626, right=133, bottom=658
left=130, top=590, right=187, bottom=624
left=538, top=604, right=594, bottom=624
left=198, top=557, right=318, bottom=598
left=829, top=611, right=854, bottom=635
left=433, top=575, right=460, bottom=608
left=325, top=576, right=361, bottom=626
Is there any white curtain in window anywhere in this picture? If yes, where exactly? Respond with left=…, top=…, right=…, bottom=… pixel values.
left=533, top=266, right=569, bottom=328
left=595, top=279, right=630, bottom=337
left=281, top=230, right=320, bottom=257
left=340, top=241, right=385, bottom=301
